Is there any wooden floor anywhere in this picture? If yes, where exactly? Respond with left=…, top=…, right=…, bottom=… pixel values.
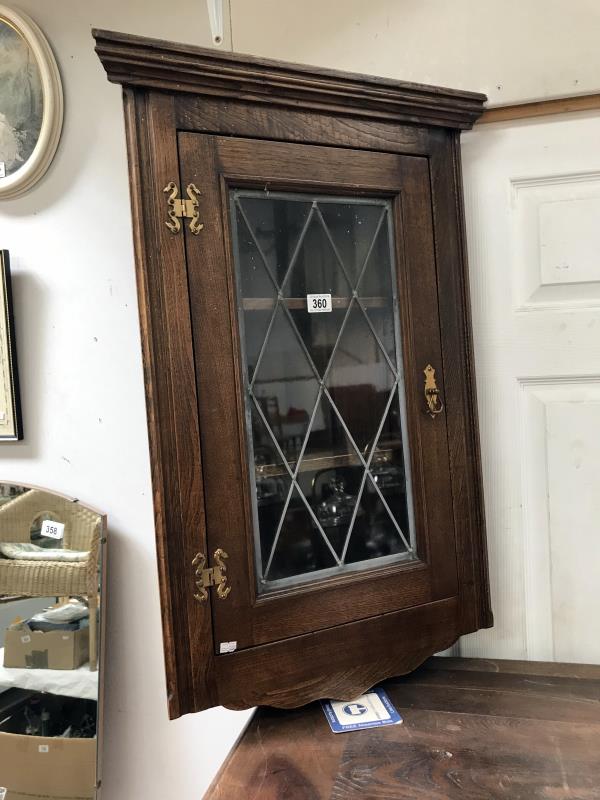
left=205, top=657, right=600, bottom=800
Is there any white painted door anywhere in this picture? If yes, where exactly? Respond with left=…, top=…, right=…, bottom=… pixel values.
left=459, top=111, right=600, bottom=663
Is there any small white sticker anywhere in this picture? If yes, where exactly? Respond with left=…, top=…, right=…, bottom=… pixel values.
left=306, top=293, right=332, bottom=313
left=41, top=519, right=65, bottom=540
left=219, top=641, right=237, bottom=654
left=21, top=635, right=31, bottom=644
left=38, top=744, right=49, bottom=753
left=0, top=162, right=5, bottom=178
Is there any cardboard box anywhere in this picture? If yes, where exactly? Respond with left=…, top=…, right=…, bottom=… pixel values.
left=0, top=731, right=96, bottom=800
left=0, top=693, right=97, bottom=800
left=3, top=623, right=89, bottom=670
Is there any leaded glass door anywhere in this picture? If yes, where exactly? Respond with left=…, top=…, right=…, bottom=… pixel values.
left=179, top=134, right=458, bottom=651
left=233, top=191, right=416, bottom=589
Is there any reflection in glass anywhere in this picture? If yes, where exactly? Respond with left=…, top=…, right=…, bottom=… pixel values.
left=0, top=483, right=105, bottom=799
left=231, top=191, right=416, bottom=591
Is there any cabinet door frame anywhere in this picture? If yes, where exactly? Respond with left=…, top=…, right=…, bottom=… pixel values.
left=95, top=29, right=491, bottom=717
left=179, top=133, right=459, bottom=650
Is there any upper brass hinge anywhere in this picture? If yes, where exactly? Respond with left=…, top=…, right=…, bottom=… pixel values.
left=163, top=181, right=204, bottom=235
left=192, top=548, right=231, bottom=602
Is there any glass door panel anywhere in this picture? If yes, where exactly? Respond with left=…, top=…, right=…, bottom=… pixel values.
left=231, top=190, right=417, bottom=592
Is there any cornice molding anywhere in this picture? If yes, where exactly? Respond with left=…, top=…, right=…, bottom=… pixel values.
left=93, top=29, right=486, bottom=130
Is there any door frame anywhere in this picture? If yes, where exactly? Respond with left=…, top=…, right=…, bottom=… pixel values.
left=95, top=29, right=491, bottom=717
left=179, top=133, right=459, bottom=650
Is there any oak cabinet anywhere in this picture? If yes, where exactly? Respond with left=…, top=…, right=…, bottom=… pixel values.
left=95, top=30, right=492, bottom=718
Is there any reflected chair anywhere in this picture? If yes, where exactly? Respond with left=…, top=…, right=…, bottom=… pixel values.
left=0, top=489, right=101, bottom=670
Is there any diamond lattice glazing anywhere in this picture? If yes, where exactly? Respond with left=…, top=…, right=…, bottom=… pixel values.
left=232, top=191, right=416, bottom=589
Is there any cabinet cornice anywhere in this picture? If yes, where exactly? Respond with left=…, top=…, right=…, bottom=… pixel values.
left=93, top=29, right=486, bottom=130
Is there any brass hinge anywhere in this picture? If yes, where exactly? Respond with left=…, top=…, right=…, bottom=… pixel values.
left=192, top=548, right=231, bottom=602
left=163, top=181, right=204, bottom=235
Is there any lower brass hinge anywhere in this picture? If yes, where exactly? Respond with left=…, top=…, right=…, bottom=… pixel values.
left=163, top=181, right=204, bottom=235
left=192, top=548, right=231, bottom=602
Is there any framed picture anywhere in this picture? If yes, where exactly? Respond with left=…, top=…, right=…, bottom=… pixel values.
left=0, top=5, right=63, bottom=198
left=0, top=251, right=22, bottom=440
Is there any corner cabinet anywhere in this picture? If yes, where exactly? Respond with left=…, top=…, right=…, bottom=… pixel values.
left=95, top=30, right=492, bottom=718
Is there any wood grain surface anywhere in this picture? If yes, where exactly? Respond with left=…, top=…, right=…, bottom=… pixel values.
left=478, top=93, right=600, bottom=124
left=179, top=133, right=458, bottom=652
left=94, top=29, right=485, bottom=129
left=205, top=657, right=600, bottom=800
left=95, top=30, right=491, bottom=717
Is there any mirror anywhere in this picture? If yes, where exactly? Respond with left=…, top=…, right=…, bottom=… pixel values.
left=0, top=482, right=106, bottom=800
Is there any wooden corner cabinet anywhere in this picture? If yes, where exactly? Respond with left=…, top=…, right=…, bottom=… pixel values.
left=95, top=30, right=492, bottom=718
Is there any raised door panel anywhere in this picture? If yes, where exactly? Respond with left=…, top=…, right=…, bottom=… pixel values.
left=178, top=134, right=458, bottom=652
left=519, top=379, right=600, bottom=663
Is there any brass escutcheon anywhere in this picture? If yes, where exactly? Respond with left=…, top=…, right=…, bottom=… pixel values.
left=424, top=364, right=444, bottom=418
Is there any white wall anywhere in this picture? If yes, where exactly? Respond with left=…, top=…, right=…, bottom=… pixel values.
left=2, top=3, right=600, bottom=799
left=231, top=0, right=600, bottom=106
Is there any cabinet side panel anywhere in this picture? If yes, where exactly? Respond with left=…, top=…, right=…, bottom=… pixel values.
left=429, top=130, right=492, bottom=634
left=123, top=89, right=216, bottom=716
left=452, top=132, right=492, bottom=630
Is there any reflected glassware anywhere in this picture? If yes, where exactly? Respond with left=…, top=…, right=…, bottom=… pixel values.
left=284, top=531, right=318, bottom=577
left=361, top=520, right=399, bottom=559
left=255, top=450, right=287, bottom=504
left=316, top=478, right=356, bottom=528
left=256, top=475, right=286, bottom=504
left=232, top=190, right=416, bottom=588
left=370, top=450, right=404, bottom=491
left=268, top=501, right=320, bottom=580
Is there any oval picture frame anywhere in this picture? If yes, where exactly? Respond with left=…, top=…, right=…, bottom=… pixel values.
left=0, top=5, right=63, bottom=198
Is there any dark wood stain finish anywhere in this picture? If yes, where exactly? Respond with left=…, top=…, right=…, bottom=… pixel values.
left=95, top=30, right=492, bottom=717
left=94, top=29, right=484, bottom=129
left=206, top=658, right=600, bottom=800
left=179, top=135, right=458, bottom=652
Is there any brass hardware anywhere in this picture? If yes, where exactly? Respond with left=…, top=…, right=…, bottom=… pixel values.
left=163, top=182, right=204, bottom=235
left=424, top=364, right=444, bottom=418
left=192, top=548, right=231, bottom=602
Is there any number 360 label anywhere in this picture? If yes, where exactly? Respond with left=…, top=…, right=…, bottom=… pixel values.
left=306, top=293, right=332, bottom=313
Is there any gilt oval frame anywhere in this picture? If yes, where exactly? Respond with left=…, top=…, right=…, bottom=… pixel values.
left=0, top=5, right=63, bottom=199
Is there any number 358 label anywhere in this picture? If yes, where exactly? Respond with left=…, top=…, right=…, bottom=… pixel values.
left=307, top=293, right=332, bottom=313
left=41, top=520, right=65, bottom=540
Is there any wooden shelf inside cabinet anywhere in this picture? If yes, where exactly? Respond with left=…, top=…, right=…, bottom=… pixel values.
left=256, top=441, right=402, bottom=478
left=242, top=297, right=388, bottom=311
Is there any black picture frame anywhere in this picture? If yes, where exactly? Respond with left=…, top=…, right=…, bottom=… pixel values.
left=0, top=250, right=23, bottom=440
